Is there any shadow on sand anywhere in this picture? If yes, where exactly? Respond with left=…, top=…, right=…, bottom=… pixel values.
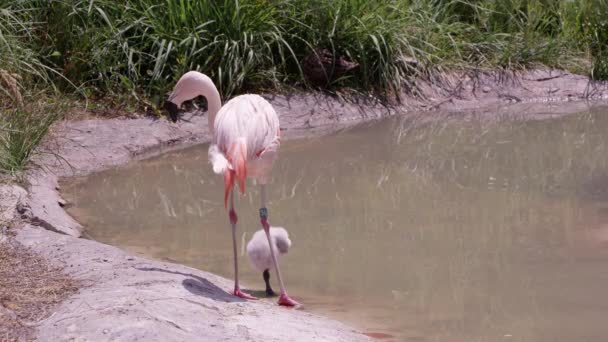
left=134, top=266, right=245, bottom=303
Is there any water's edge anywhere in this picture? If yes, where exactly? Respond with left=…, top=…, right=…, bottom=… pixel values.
left=7, top=70, right=608, bottom=341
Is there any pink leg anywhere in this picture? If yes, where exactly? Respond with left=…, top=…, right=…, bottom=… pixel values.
left=229, top=190, right=257, bottom=300
left=260, top=185, right=300, bottom=307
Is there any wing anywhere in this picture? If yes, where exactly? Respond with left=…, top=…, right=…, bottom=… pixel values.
left=214, top=94, right=280, bottom=160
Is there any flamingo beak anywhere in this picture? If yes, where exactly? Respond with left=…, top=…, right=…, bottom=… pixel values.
left=164, top=101, right=180, bottom=123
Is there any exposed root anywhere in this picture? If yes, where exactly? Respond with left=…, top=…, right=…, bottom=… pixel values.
left=0, top=235, right=79, bottom=341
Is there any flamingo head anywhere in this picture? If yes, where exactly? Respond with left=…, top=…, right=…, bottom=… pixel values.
left=271, top=227, right=292, bottom=254
left=164, top=100, right=181, bottom=122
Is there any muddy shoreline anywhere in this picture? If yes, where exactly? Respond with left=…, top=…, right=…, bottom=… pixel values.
left=2, top=69, right=608, bottom=341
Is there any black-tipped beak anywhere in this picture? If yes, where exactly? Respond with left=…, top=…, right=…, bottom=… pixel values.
left=164, top=101, right=180, bottom=123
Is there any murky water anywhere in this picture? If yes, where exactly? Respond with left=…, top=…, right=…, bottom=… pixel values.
left=64, top=105, right=608, bottom=341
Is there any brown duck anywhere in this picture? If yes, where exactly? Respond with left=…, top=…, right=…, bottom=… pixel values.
left=302, top=48, right=358, bottom=87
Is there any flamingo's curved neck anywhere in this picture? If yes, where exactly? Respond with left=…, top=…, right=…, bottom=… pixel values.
left=169, top=71, right=222, bottom=133
left=204, top=87, right=222, bottom=134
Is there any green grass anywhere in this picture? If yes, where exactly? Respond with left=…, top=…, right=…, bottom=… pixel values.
left=0, top=100, right=64, bottom=175
left=0, top=0, right=607, bottom=174
left=0, top=1, right=64, bottom=175
left=9, top=0, right=608, bottom=102
left=577, top=0, right=608, bottom=79
left=0, top=2, right=54, bottom=104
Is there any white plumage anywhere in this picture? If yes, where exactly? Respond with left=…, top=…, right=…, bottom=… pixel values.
left=208, top=93, right=280, bottom=194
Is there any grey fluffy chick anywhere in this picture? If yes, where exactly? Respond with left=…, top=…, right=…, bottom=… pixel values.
left=246, top=227, right=291, bottom=296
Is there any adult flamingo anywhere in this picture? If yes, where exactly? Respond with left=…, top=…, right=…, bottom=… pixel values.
left=164, top=71, right=299, bottom=307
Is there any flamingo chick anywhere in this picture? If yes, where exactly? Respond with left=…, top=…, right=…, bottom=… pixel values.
left=247, top=227, right=291, bottom=296
left=165, top=71, right=299, bottom=307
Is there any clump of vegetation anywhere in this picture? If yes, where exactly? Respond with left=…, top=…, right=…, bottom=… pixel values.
left=0, top=238, right=79, bottom=340
left=0, top=2, right=53, bottom=98
left=0, top=0, right=607, bottom=175
left=577, top=0, right=608, bottom=80
left=0, top=101, right=64, bottom=175
left=0, top=1, right=64, bottom=175
left=12, top=0, right=608, bottom=102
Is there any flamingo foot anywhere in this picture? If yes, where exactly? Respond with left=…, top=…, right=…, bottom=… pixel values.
left=234, top=287, right=258, bottom=300
left=278, top=293, right=300, bottom=307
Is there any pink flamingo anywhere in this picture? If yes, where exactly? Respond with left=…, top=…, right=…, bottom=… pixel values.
left=165, top=71, right=299, bottom=307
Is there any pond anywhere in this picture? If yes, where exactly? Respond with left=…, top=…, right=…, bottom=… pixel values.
left=63, top=104, right=608, bottom=341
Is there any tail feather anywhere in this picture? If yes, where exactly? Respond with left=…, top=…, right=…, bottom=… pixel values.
left=224, top=169, right=235, bottom=208
left=222, top=138, right=248, bottom=207
left=229, top=138, right=248, bottom=194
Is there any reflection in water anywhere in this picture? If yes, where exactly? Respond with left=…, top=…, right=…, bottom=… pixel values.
left=64, top=105, right=608, bottom=341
